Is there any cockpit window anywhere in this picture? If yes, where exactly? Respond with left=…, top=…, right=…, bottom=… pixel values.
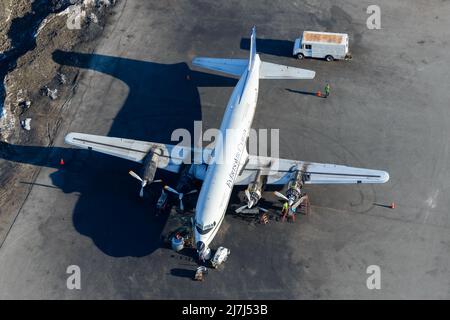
left=195, top=221, right=216, bottom=235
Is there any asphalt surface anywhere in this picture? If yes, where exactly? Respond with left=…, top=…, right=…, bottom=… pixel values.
left=1, top=0, right=450, bottom=299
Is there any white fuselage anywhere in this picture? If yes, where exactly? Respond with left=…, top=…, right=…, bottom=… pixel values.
left=194, top=55, right=261, bottom=250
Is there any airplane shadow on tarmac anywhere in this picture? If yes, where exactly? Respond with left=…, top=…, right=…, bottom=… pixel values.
left=0, top=51, right=237, bottom=258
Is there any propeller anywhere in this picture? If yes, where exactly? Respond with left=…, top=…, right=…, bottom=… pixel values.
left=273, top=190, right=296, bottom=207
left=273, top=191, right=289, bottom=202
left=235, top=204, right=249, bottom=214
left=164, top=185, right=198, bottom=211
left=235, top=204, right=268, bottom=214
left=292, top=195, right=308, bottom=211
left=245, top=189, right=251, bottom=205
left=235, top=188, right=266, bottom=214
left=129, top=170, right=161, bottom=198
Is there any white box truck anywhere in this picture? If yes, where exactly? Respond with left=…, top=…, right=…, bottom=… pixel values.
left=292, top=31, right=351, bottom=61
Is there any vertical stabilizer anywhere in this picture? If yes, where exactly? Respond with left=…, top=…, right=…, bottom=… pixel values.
left=248, top=26, right=257, bottom=71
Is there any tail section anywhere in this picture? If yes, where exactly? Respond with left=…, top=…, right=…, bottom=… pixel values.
left=250, top=26, right=315, bottom=79
left=192, top=26, right=315, bottom=80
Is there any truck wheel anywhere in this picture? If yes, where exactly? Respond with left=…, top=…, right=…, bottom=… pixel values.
left=325, top=55, right=334, bottom=62
left=296, top=53, right=304, bottom=60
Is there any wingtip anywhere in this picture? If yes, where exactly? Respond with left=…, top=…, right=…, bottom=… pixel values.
left=381, top=171, right=390, bottom=183
left=64, top=132, right=75, bottom=145
left=299, top=69, right=316, bottom=80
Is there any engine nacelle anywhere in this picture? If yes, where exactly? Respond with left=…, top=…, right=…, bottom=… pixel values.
left=246, top=170, right=267, bottom=207
left=247, top=181, right=262, bottom=203
left=142, top=147, right=161, bottom=183
left=286, top=170, right=303, bottom=201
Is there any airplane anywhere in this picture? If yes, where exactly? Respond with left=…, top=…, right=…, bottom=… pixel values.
left=64, top=27, right=389, bottom=261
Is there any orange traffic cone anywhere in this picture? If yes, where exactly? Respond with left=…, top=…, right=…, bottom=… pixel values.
left=60, top=158, right=65, bottom=166
left=316, top=90, right=321, bottom=97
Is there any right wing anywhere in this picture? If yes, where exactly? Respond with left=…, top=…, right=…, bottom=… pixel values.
left=64, top=132, right=209, bottom=174
left=235, top=155, right=389, bottom=185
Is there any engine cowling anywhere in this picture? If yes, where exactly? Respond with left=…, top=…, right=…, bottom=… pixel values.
left=142, top=147, right=161, bottom=183
left=245, top=170, right=267, bottom=208
left=285, top=170, right=306, bottom=204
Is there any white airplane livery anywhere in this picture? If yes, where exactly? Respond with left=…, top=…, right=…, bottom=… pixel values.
left=65, top=27, right=389, bottom=260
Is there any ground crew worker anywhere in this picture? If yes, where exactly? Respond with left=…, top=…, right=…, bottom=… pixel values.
left=290, top=206, right=297, bottom=222
left=324, top=83, right=330, bottom=98
left=282, top=202, right=289, bottom=214
left=281, top=202, right=289, bottom=221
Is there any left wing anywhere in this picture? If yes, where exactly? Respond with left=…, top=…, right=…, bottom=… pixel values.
left=64, top=132, right=209, bottom=174
left=234, top=155, right=389, bottom=185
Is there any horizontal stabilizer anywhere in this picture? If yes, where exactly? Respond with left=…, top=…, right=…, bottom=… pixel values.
left=192, top=57, right=248, bottom=77
left=259, top=61, right=315, bottom=79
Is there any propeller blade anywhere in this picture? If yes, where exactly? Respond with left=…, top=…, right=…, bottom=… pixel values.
left=180, top=198, right=184, bottom=211
left=185, top=189, right=198, bottom=195
left=235, top=205, right=248, bottom=213
left=139, top=186, right=144, bottom=198
left=153, top=179, right=162, bottom=183
left=129, top=170, right=143, bottom=182
left=245, top=189, right=251, bottom=202
left=292, top=196, right=307, bottom=210
left=274, top=191, right=288, bottom=201
left=164, top=185, right=179, bottom=195
left=258, top=207, right=268, bottom=212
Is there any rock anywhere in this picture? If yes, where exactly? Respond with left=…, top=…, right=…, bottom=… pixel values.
left=41, top=86, right=58, bottom=100
left=16, top=89, right=26, bottom=102
left=89, top=12, right=98, bottom=24
left=57, top=72, right=67, bottom=84
left=48, top=88, right=58, bottom=100
left=20, top=118, right=31, bottom=131
left=97, top=0, right=116, bottom=7
left=19, top=100, right=31, bottom=110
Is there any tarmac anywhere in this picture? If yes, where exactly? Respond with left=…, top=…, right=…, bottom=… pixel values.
left=0, top=0, right=449, bottom=299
